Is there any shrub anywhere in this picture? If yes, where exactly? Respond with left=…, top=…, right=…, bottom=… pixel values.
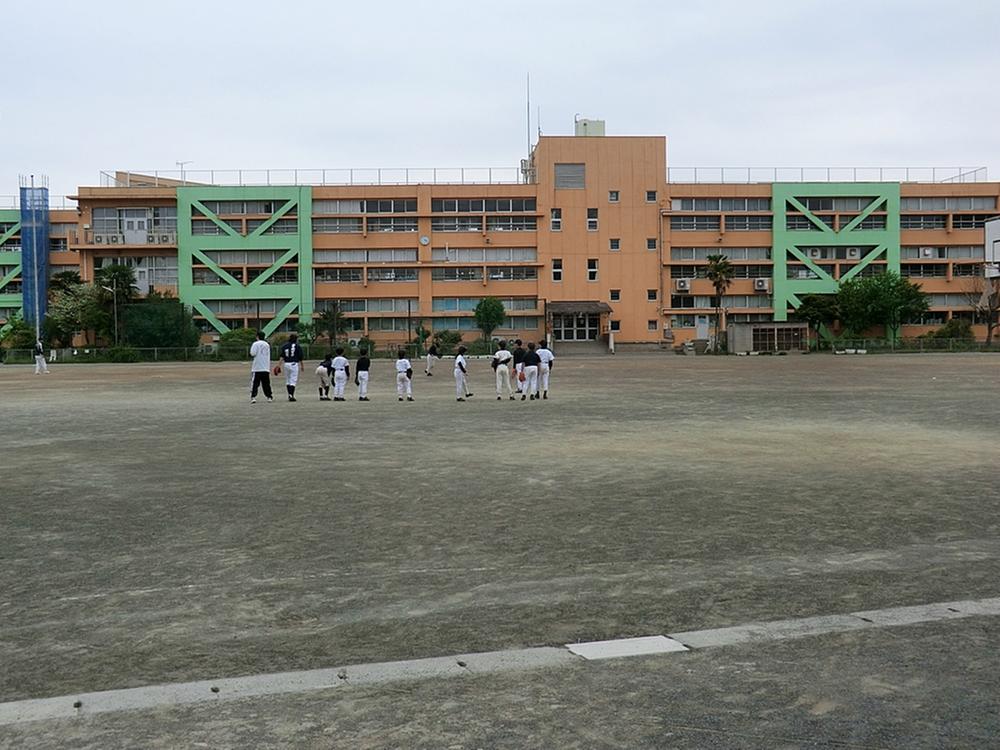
left=431, top=329, right=464, bottom=356
left=105, top=345, right=141, bottom=363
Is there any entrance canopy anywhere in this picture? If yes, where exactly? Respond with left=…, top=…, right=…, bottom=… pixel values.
left=546, top=301, right=613, bottom=315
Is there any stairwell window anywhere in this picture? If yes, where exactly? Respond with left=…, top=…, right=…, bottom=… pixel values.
left=587, top=258, right=598, bottom=281
left=587, top=208, right=599, bottom=231
left=610, top=289, right=621, bottom=301
left=552, top=258, right=563, bottom=282
left=550, top=208, right=562, bottom=231
left=609, top=238, right=620, bottom=251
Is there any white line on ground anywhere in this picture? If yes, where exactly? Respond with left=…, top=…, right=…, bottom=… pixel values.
left=2, top=595, right=998, bottom=726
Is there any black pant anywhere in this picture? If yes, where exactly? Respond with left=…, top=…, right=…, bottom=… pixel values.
left=251, top=371, right=272, bottom=399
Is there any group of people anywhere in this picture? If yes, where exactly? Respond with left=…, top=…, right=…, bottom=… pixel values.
left=248, top=332, right=555, bottom=404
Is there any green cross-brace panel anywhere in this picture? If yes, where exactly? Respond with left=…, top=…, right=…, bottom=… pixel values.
left=176, top=187, right=313, bottom=335
left=771, top=183, right=900, bottom=321
left=0, top=209, right=24, bottom=328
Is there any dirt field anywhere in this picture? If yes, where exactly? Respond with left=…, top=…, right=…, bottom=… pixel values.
left=1, top=353, right=999, bottom=747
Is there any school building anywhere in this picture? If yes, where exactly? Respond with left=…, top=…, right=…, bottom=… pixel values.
left=2, top=122, right=998, bottom=352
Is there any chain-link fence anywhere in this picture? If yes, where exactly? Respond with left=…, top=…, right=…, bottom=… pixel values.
left=824, top=338, right=998, bottom=353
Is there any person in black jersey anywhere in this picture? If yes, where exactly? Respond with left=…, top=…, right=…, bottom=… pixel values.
left=355, top=348, right=372, bottom=401
left=521, top=342, right=541, bottom=401
left=279, top=333, right=305, bottom=402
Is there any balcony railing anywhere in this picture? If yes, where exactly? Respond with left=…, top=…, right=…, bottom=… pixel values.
left=102, top=167, right=526, bottom=188
left=667, top=166, right=990, bottom=184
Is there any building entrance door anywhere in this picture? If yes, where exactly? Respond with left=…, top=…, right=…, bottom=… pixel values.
left=551, top=313, right=600, bottom=341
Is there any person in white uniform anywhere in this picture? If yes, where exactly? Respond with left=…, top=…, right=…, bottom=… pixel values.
left=424, top=343, right=440, bottom=376
left=454, top=345, right=473, bottom=401
left=330, top=347, right=351, bottom=401
left=355, top=348, right=371, bottom=401
left=279, top=333, right=304, bottom=402
left=249, top=330, right=273, bottom=404
left=492, top=340, right=515, bottom=400
left=34, top=340, right=50, bottom=374
left=395, top=350, right=414, bottom=401
left=521, top=342, right=541, bottom=401
left=536, top=339, right=555, bottom=400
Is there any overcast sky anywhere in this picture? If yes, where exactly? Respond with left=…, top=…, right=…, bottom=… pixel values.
left=2, top=0, right=998, bottom=200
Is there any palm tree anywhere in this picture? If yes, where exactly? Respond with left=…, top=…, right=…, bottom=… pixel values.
left=705, top=254, right=735, bottom=353
left=316, top=303, right=348, bottom=348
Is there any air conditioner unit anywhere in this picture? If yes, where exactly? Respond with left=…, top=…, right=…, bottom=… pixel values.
left=753, top=278, right=771, bottom=292
left=94, top=234, right=103, bottom=244
left=110, top=235, right=119, bottom=244
left=147, top=234, right=155, bottom=243
left=920, top=246, right=935, bottom=257
left=348, top=338, right=360, bottom=347
left=675, top=278, right=692, bottom=292
left=161, top=234, right=171, bottom=244
left=846, top=247, right=861, bottom=259
left=808, top=248, right=822, bottom=259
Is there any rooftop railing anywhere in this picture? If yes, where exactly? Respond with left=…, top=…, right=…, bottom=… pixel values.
left=101, top=167, right=527, bottom=188
left=666, top=166, right=990, bottom=184
left=0, top=195, right=78, bottom=210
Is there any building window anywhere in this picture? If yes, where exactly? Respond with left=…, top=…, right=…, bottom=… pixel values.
left=554, top=163, right=585, bottom=189
left=609, top=238, right=620, bottom=251
left=647, top=289, right=657, bottom=301
left=670, top=216, right=721, bottom=231
left=646, top=190, right=657, bottom=203
left=487, top=266, right=538, bottom=281
left=725, top=215, right=773, bottom=231
left=610, top=289, right=621, bottom=301
left=609, top=190, right=620, bottom=203
left=647, top=238, right=657, bottom=251
left=431, top=216, right=483, bottom=232
left=486, top=216, right=537, bottom=231
left=610, top=320, right=621, bottom=331
left=550, top=208, right=562, bottom=231
left=647, top=319, right=658, bottom=330
left=587, top=258, right=598, bottom=281
left=552, top=258, right=562, bottom=282
left=587, top=208, right=599, bottom=231
left=431, top=267, right=483, bottom=281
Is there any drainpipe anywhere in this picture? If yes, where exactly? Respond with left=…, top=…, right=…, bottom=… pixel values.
left=658, top=206, right=667, bottom=345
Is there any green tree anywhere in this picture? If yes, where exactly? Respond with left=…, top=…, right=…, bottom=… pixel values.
left=123, top=299, right=201, bottom=348
left=49, top=270, right=82, bottom=295
left=793, top=294, right=840, bottom=346
left=0, top=314, right=37, bottom=349
left=963, top=276, right=1000, bottom=346
left=705, top=254, right=735, bottom=352
left=413, top=321, right=431, bottom=354
left=219, top=327, right=260, bottom=358
left=47, top=283, right=108, bottom=345
left=837, top=272, right=928, bottom=340
left=473, top=297, right=506, bottom=341
left=94, top=264, right=139, bottom=344
left=316, top=303, right=348, bottom=347
left=431, top=329, right=463, bottom=356
left=295, top=319, right=318, bottom=345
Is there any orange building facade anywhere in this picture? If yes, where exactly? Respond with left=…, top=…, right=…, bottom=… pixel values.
left=2, top=131, right=997, bottom=349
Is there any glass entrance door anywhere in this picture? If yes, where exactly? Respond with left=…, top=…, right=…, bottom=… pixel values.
left=551, top=313, right=600, bottom=341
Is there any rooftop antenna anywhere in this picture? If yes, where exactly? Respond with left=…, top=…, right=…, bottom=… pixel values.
left=526, top=73, right=531, bottom=157
left=537, top=105, right=541, bottom=138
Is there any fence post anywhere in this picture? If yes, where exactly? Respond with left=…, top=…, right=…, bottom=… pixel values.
left=154, top=348, right=158, bottom=361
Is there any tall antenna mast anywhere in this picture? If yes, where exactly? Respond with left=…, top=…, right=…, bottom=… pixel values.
left=526, top=73, right=531, bottom=157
